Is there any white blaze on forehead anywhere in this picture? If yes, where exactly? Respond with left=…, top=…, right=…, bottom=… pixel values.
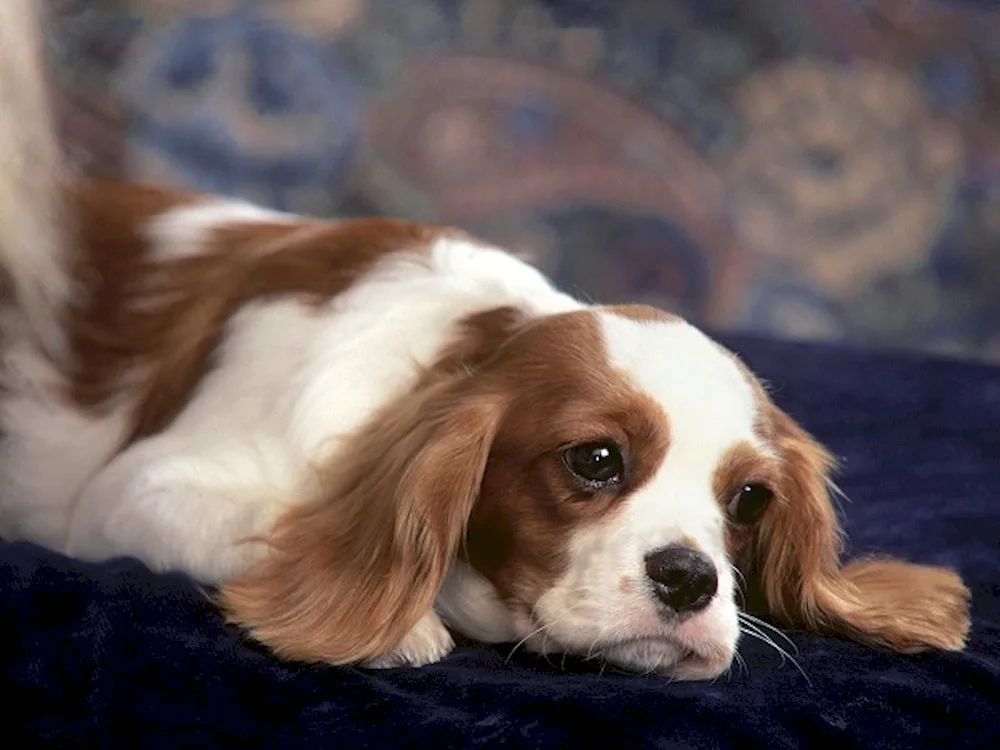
left=595, top=312, right=760, bottom=553
left=597, top=313, right=758, bottom=459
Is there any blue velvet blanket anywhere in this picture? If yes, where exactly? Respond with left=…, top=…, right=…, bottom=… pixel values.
left=2, top=334, right=999, bottom=748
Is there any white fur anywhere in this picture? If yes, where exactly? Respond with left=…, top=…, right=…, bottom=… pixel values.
left=436, top=561, right=520, bottom=644
left=0, top=215, right=581, bottom=585
left=361, top=610, right=455, bottom=669
left=145, top=200, right=295, bottom=261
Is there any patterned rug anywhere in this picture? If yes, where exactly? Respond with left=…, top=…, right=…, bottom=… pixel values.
left=45, top=0, right=1000, bottom=362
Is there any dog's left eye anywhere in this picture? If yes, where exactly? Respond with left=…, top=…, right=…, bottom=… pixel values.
left=727, top=483, right=773, bottom=525
left=564, top=442, right=624, bottom=487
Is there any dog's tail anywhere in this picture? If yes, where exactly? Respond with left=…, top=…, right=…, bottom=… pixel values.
left=0, top=0, right=73, bottom=361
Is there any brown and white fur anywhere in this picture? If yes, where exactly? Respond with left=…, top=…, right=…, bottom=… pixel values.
left=0, top=0, right=970, bottom=678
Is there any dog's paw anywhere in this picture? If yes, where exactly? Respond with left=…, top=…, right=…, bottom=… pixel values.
left=361, top=610, right=454, bottom=669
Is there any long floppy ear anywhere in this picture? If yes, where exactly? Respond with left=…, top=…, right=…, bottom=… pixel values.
left=743, top=406, right=971, bottom=653
left=217, top=376, right=504, bottom=666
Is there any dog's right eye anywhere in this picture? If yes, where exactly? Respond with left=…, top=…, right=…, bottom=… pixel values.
left=564, top=442, right=624, bottom=488
left=727, top=483, right=774, bottom=525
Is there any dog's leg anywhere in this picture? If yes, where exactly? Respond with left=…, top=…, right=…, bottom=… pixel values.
left=360, top=609, right=455, bottom=669
left=66, top=435, right=294, bottom=583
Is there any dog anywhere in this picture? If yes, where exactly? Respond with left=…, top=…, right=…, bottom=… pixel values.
left=0, top=0, right=970, bottom=677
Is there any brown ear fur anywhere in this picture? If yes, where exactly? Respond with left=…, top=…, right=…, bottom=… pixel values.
left=217, top=376, right=503, bottom=666
left=744, top=407, right=971, bottom=653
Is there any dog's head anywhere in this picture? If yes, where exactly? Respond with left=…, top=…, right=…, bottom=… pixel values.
left=220, top=305, right=970, bottom=677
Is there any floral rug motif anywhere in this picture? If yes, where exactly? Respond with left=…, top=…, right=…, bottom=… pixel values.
left=46, top=0, right=1000, bottom=362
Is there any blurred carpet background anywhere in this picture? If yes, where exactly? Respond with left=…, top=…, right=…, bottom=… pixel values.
left=46, top=0, right=1000, bottom=362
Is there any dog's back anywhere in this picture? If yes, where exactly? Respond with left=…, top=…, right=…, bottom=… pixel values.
left=0, top=0, right=73, bottom=361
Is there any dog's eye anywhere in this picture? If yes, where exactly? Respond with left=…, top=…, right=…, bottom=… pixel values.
left=564, top=442, right=624, bottom=487
left=727, top=483, right=773, bottom=525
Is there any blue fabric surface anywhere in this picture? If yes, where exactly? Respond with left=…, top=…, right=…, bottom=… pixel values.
left=2, top=334, right=999, bottom=748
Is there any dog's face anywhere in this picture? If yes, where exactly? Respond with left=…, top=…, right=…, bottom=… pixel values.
left=460, top=307, right=757, bottom=678
left=221, top=304, right=970, bottom=676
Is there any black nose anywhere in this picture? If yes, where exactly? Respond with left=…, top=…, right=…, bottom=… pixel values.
left=644, top=545, right=718, bottom=615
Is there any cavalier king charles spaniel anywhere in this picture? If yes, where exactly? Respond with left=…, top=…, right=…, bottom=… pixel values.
left=0, top=0, right=969, bottom=679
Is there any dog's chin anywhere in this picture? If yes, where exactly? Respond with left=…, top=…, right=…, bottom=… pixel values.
left=599, top=638, right=734, bottom=680
left=523, top=632, right=734, bottom=680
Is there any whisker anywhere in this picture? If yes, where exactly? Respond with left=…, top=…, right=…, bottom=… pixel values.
left=641, top=652, right=663, bottom=676
left=738, top=612, right=799, bottom=654
left=732, top=649, right=748, bottom=680
left=585, top=627, right=610, bottom=661
left=739, top=621, right=786, bottom=664
left=739, top=624, right=812, bottom=687
left=505, top=622, right=552, bottom=664
left=730, top=565, right=748, bottom=593
left=540, top=634, right=560, bottom=671
left=730, top=566, right=747, bottom=610
left=525, top=622, right=561, bottom=672
left=512, top=596, right=580, bottom=665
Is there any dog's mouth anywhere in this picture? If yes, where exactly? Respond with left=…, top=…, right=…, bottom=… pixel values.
left=522, top=630, right=734, bottom=680
left=595, top=636, right=733, bottom=680
left=509, top=592, right=738, bottom=680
